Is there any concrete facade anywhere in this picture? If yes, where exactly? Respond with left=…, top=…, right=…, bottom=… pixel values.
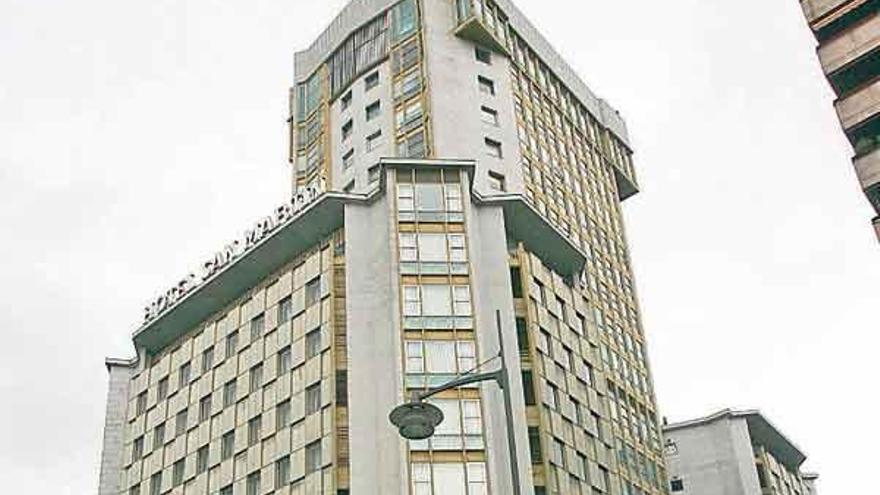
left=799, top=0, right=880, bottom=240
left=664, top=409, right=818, bottom=495
left=100, top=1, right=666, bottom=494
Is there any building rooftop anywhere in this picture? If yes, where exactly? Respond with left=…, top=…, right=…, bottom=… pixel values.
left=664, top=408, right=808, bottom=471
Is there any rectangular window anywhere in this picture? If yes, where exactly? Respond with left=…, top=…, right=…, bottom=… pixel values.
left=396, top=129, right=426, bottom=158
left=478, top=76, right=495, bottom=95
left=510, top=267, right=523, bottom=298
left=246, top=472, right=261, bottom=495
left=249, top=364, right=263, bottom=393
left=306, top=383, right=321, bottom=415
left=480, top=106, right=498, bottom=125
left=488, top=171, right=506, bottom=191
left=153, top=423, right=164, bottom=448
left=515, top=318, right=529, bottom=354
left=136, top=392, right=146, bottom=416
left=671, top=478, right=684, bottom=492
left=201, top=346, right=214, bottom=373
left=175, top=408, right=187, bottom=436
left=277, top=346, right=292, bottom=374
left=173, top=459, right=184, bottom=486
left=306, top=330, right=321, bottom=359
left=305, top=277, right=321, bottom=307
left=391, top=0, right=417, bottom=43
left=403, top=285, right=471, bottom=316
left=129, top=484, right=140, bottom=495
left=149, top=472, right=161, bottom=495
left=132, top=436, right=144, bottom=461
left=221, top=431, right=234, bottom=460
left=366, top=100, right=381, bottom=121
left=342, top=149, right=354, bottom=169
left=365, top=71, right=379, bottom=91
left=396, top=100, right=423, bottom=133
left=223, top=380, right=237, bottom=408
left=275, top=457, right=291, bottom=488
left=368, top=164, right=381, bottom=184
left=341, top=91, right=352, bottom=110
left=276, top=400, right=291, bottom=430
left=179, top=362, right=191, bottom=388
left=225, top=330, right=238, bottom=359
left=157, top=377, right=168, bottom=402
left=199, top=395, right=212, bottom=422
left=250, top=313, right=264, bottom=341
left=342, top=119, right=353, bottom=140
left=196, top=445, right=208, bottom=474
left=248, top=415, right=262, bottom=446
left=220, top=485, right=232, bottom=495
left=484, top=138, right=502, bottom=158
left=394, top=70, right=422, bottom=102
left=278, top=296, right=293, bottom=323
left=475, top=46, right=492, bottom=64
left=366, top=130, right=383, bottom=151
left=305, top=440, right=322, bottom=473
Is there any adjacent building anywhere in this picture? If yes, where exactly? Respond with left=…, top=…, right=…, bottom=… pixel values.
left=663, top=409, right=819, bottom=495
left=98, top=1, right=667, bottom=494
left=798, top=0, right=880, bottom=240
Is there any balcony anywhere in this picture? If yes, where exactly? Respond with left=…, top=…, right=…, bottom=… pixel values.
left=836, top=78, right=880, bottom=130
left=818, top=13, right=880, bottom=73
left=453, top=0, right=510, bottom=54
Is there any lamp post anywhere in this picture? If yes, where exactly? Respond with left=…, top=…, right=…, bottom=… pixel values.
left=389, top=311, right=522, bottom=495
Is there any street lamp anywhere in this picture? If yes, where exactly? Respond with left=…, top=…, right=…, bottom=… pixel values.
left=388, top=311, right=523, bottom=495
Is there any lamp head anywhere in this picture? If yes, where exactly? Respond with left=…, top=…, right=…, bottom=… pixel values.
left=389, top=401, right=444, bottom=440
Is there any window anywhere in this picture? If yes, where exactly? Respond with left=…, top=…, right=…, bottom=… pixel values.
left=129, top=484, right=140, bottom=495
left=201, top=346, right=214, bottom=373
left=277, top=346, right=292, bottom=374
left=157, top=377, right=168, bottom=402
left=275, top=456, right=291, bottom=488
left=221, top=431, right=235, bottom=460
left=199, top=395, right=212, bottom=422
left=278, top=296, right=293, bottom=323
left=226, top=330, right=239, bottom=359
left=248, top=415, right=262, bottom=446
left=403, top=285, right=471, bottom=317
left=306, top=330, right=321, bottom=359
left=179, top=362, right=191, bottom=388
left=136, top=391, right=146, bottom=416
left=175, top=408, right=188, bottom=436
left=219, top=485, right=232, bottom=495
left=249, top=364, right=263, bottom=393
left=250, top=313, right=264, bottom=340
left=246, top=471, right=261, bottom=495
left=149, top=472, right=161, bottom=495
left=480, top=106, right=498, bottom=125
left=368, top=164, right=381, bottom=184
left=306, top=383, right=322, bottom=414
left=366, top=101, right=381, bottom=121
left=478, top=76, right=495, bottom=95
left=396, top=100, right=423, bottom=133
left=404, top=340, right=476, bottom=387
left=394, top=70, right=422, bottom=101
left=172, top=459, right=184, bottom=486
left=340, top=91, right=352, bottom=110
left=305, top=277, right=321, bottom=307
left=396, top=129, right=426, bottom=158
left=488, top=171, right=506, bottom=191
left=153, top=423, right=164, bottom=447
left=223, top=380, right=237, bottom=408
left=342, top=149, right=354, bottom=170
left=365, top=71, right=379, bottom=91
left=276, top=400, right=291, bottom=430
left=196, top=445, right=208, bottom=474
left=411, top=462, right=488, bottom=494
left=551, top=438, right=565, bottom=467
left=391, top=0, right=417, bottom=43
left=484, top=138, right=502, bottom=158
left=132, top=435, right=144, bottom=461
left=671, top=478, right=684, bottom=492
left=475, top=46, right=492, bottom=64
left=393, top=39, right=420, bottom=74
left=342, top=119, right=353, bottom=141
left=366, top=130, right=383, bottom=152
left=305, top=440, right=322, bottom=473
left=410, top=398, right=484, bottom=451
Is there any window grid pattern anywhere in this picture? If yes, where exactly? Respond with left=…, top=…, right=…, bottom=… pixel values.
left=120, top=237, right=343, bottom=494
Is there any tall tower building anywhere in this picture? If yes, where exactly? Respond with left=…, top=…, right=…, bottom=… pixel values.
left=98, top=2, right=667, bottom=495
left=798, top=0, right=880, bottom=240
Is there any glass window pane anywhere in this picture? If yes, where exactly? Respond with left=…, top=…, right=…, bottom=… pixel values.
left=416, top=184, right=444, bottom=211
left=418, top=233, right=447, bottom=262
left=421, top=285, right=451, bottom=315
left=425, top=341, right=456, bottom=373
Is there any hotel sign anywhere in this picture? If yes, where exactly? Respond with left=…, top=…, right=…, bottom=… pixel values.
left=142, top=183, right=324, bottom=325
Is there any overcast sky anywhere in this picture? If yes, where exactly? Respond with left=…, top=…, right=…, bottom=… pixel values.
left=1, top=0, right=876, bottom=493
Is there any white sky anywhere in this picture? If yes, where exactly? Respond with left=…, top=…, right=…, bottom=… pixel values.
left=0, top=0, right=876, bottom=493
